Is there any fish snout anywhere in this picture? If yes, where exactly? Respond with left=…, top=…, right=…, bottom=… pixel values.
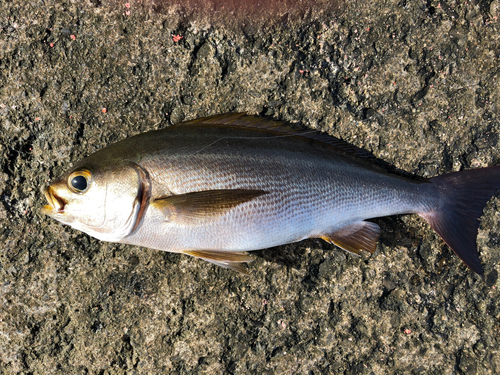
left=41, top=186, right=66, bottom=215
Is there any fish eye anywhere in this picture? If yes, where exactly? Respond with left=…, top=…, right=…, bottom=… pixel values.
left=68, top=170, right=92, bottom=193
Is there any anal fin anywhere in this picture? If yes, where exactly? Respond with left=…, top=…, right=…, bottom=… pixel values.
left=183, top=250, right=253, bottom=274
left=321, top=221, right=381, bottom=255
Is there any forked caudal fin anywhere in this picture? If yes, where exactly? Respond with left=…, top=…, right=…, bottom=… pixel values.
left=420, top=166, right=500, bottom=276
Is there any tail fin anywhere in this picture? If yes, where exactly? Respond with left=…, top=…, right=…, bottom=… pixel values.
left=420, top=166, right=500, bottom=276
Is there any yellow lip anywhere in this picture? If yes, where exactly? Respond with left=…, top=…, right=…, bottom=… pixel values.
left=41, top=186, right=66, bottom=215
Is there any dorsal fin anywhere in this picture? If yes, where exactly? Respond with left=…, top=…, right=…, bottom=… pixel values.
left=178, top=113, right=379, bottom=162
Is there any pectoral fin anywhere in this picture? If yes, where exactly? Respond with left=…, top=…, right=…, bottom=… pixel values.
left=151, top=189, right=267, bottom=224
left=321, top=221, right=381, bottom=255
left=183, top=250, right=253, bottom=274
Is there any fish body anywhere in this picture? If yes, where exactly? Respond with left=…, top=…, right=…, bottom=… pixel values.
left=42, top=113, right=500, bottom=274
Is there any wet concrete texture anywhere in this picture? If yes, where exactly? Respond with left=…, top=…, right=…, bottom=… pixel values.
left=1, top=0, right=500, bottom=373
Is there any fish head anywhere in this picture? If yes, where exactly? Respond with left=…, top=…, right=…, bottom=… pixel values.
left=41, top=159, right=147, bottom=242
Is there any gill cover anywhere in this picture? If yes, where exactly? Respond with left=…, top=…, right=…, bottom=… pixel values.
left=42, top=163, right=149, bottom=242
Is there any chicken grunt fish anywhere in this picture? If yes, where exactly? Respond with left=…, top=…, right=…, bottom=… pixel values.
left=42, top=113, right=500, bottom=275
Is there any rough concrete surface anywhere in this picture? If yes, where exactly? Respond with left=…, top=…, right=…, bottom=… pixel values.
left=1, top=0, right=499, bottom=373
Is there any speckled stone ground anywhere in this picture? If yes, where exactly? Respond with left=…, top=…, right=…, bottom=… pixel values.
left=1, top=0, right=499, bottom=374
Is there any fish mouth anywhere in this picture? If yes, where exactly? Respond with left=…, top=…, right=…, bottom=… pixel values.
left=41, top=186, right=66, bottom=215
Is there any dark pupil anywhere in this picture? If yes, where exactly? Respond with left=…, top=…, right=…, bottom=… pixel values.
left=71, top=175, right=88, bottom=191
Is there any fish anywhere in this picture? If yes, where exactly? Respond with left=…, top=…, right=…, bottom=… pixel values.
left=41, top=113, right=500, bottom=275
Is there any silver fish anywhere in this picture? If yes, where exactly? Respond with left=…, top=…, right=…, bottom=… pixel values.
left=42, top=113, right=500, bottom=274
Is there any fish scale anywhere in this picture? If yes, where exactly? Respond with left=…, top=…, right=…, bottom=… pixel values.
left=102, top=127, right=431, bottom=251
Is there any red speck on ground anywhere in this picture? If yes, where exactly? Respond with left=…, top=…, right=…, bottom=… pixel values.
left=49, top=42, right=54, bottom=47
left=172, top=35, right=183, bottom=42
left=70, top=35, right=76, bottom=40
left=404, top=329, right=411, bottom=334
left=125, top=3, right=130, bottom=8
left=102, top=108, right=107, bottom=113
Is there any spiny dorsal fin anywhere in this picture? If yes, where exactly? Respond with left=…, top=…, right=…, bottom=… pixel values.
left=321, top=221, right=381, bottom=255
left=183, top=250, right=253, bottom=274
left=179, top=113, right=379, bottom=162
left=151, top=189, right=267, bottom=224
